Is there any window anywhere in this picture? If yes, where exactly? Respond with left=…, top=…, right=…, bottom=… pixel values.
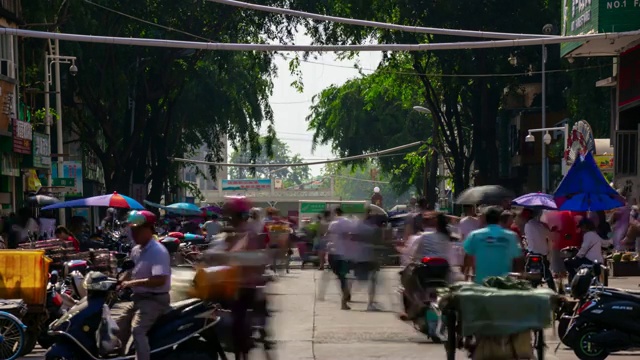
left=615, top=130, right=638, bottom=176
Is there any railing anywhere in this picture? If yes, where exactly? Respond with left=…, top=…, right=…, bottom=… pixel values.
left=615, top=130, right=638, bottom=176
left=0, top=0, right=21, bottom=20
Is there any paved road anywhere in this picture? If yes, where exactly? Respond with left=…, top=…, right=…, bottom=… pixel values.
left=20, top=269, right=640, bottom=359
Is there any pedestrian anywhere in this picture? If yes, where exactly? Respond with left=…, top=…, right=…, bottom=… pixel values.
left=326, top=207, right=354, bottom=310
left=116, top=210, right=171, bottom=360
left=459, top=205, right=481, bottom=281
left=352, top=211, right=382, bottom=311
left=203, top=215, right=222, bottom=241
left=463, top=206, right=522, bottom=284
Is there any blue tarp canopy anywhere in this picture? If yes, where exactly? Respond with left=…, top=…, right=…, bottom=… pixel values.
left=553, top=152, right=624, bottom=211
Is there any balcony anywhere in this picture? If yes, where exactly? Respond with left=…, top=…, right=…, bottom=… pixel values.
left=0, top=0, right=22, bottom=24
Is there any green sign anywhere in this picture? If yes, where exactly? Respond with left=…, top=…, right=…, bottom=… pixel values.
left=300, top=202, right=326, bottom=214
left=561, top=0, right=640, bottom=56
left=52, top=178, right=75, bottom=187
left=341, top=203, right=366, bottom=214
left=32, top=132, right=51, bottom=169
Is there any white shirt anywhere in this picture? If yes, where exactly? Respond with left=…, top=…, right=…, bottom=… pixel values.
left=203, top=220, right=222, bottom=240
left=327, top=216, right=353, bottom=257
left=578, top=231, right=605, bottom=263
left=402, top=235, right=420, bottom=266
left=459, top=216, right=481, bottom=241
left=410, top=230, right=451, bottom=263
left=524, top=219, right=550, bottom=256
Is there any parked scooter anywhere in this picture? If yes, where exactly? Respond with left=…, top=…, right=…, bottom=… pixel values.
left=523, top=253, right=546, bottom=288
left=399, top=256, right=449, bottom=343
left=45, top=260, right=226, bottom=360
left=562, top=262, right=640, bottom=359
left=37, top=276, right=65, bottom=349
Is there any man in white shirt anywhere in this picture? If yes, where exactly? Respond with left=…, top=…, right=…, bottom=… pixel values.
left=565, top=218, right=609, bottom=281
left=327, top=208, right=354, bottom=310
left=203, top=215, right=222, bottom=241
left=459, top=205, right=480, bottom=280
left=523, top=209, right=556, bottom=291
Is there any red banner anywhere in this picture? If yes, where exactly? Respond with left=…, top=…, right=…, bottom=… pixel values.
left=619, top=45, right=640, bottom=107
left=12, top=119, right=32, bottom=155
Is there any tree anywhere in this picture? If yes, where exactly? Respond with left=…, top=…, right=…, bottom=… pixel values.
left=322, top=162, right=411, bottom=206
left=229, top=137, right=311, bottom=187
left=295, top=0, right=563, bottom=197
left=20, top=0, right=297, bottom=201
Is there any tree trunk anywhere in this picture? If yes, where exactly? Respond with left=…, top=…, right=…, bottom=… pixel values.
left=427, top=152, right=439, bottom=208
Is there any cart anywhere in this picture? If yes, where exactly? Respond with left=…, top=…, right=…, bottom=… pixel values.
left=439, top=282, right=557, bottom=360
left=0, top=250, right=53, bottom=356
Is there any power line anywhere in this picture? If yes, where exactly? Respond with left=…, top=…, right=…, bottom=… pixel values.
left=4, top=26, right=640, bottom=52
left=172, top=141, right=424, bottom=167
left=82, top=0, right=610, bottom=79
left=207, top=0, right=557, bottom=40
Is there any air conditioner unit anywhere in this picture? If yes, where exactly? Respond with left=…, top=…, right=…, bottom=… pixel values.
left=0, top=59, right=14, bottom=78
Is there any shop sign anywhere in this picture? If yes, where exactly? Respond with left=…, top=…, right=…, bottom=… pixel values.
left=221, top=179, right=271, bottom=190
left=300, top=202, right=326, bottom=214
left=12, top=119, right=32, bottom=155
left=619, top=46, right=640, bottom=107
left=32, top=132, right=51, bottom=168
left=595, top=154, right=614, bottom=171
left=561, top=0, right=640, bottom=56
left=52, top=161, right=83, bottom=196
left=83, top=149, right=101, bottom=182
left=1, top=153, right=19, bottom=176
left=341, top=203, right=366, bottom=214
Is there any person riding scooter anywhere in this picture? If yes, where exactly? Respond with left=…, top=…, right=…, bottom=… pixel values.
left=116, top=210, right=171, bottom=360
left=565, top=218, right=611, bottom=282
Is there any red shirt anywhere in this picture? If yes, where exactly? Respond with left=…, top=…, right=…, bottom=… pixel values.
left=67, top=236, right=80, bottom=252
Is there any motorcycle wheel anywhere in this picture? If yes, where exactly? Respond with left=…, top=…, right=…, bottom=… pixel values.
left=557, top=316, right=571, bottom=347
left=19, top=328, right=38, bottom=356
left=571, top=326, right=610, bottom=360
left=37, top=334, right=55, bottom=350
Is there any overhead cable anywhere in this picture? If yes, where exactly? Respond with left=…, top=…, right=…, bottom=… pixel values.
left=3, top=27, right=640, bottom=52
left=206, top=0, right=557, bottom=40
left=171, top=141, right=424, bottom=167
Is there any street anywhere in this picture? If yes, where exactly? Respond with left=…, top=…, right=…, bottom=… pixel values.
left=21, top=267, right=640, bottom=359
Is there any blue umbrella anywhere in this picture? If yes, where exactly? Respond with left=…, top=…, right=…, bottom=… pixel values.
left=165, top=202, right=202, bottom=216
left=512, top=193, right=557, bottom=210
left=554, top=152, right=625, bottom=211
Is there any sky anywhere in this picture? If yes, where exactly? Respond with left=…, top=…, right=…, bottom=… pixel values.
left=262, top=31, right=383, bottom=176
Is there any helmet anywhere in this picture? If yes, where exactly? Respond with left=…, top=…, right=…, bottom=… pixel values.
left=126, top=210, right=157, bottom=228
left=223, top=196, right=252, bottom=217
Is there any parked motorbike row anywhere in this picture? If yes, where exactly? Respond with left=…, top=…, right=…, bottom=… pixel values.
left=25, top=230, right=276, bottom=360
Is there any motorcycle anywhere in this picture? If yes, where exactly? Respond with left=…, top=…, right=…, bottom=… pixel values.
left=523, top=253, right=546, bottom=288
left=562, top=262, right=640, bottom=359
left=45, top=260, right=226, bottom=360
left=399, top=256, right=450, bottom=343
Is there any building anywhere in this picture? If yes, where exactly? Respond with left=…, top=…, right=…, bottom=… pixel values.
left=0, top=0, right=22, bottom=212
left=180, top=140, right=228, bottom=204
left=560, top=0, right=640, bottom=202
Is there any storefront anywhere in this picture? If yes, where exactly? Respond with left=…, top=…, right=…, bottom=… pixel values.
left=561, top=0, right=640, bottom=202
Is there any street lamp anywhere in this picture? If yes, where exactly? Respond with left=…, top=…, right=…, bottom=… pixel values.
left=413, top=105, right=431, bottom=114
left=44, top=39, right=77, bottom=225
left=526, top=124, right=570, bottom=190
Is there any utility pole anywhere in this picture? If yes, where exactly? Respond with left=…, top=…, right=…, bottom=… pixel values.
left=54, top=39, right=66, bottom=224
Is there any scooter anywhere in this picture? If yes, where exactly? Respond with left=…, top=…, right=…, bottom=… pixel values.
left=45, top=260, right=226, bottom=360
left=562, top=263, right=640, bottom=359
left=399, top=256, right=449, bottom=343
left=523, top=253, right=546, bottom=288
left=37, top=277, right=65, bottom=349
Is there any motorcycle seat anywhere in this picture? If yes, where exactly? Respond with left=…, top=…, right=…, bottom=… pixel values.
left=151, top=298, right=202, bottom=329
left=182, top=237, right=207, bottom=245
left=604, top=288, right=640, bottom=301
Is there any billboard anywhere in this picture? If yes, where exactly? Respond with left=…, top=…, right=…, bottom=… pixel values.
left=561, top=0, right=640, bottom=56
left=221, top=179, right=271, bottom=191
left=619, top=45, right=640, bottom=107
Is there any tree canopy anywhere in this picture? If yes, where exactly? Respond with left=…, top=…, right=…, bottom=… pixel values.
left=20, top=0, right=297, bottom=201
left=229, top=137, right=311, bottom=187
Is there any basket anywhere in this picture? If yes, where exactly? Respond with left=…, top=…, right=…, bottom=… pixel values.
left=189, top=265, right=240, bottom=301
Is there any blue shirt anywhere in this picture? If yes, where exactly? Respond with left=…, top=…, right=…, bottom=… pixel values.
left=130, top=239, right=171, bottom=294
left=463, top=225, right=521, bottom=284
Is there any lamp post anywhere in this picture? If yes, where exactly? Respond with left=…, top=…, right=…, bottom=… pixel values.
left=45, top=39, right=77, bottom=225
left=525, top=124, right=570, bottom=190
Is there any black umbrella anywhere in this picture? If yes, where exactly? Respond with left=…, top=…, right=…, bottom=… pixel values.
left=27, top=195, right=61, bottom=207
left=455, top=185, right=515, bottom=205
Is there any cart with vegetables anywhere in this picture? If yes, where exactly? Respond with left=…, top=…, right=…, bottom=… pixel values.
left=439, top=278, right=559, bottom=360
